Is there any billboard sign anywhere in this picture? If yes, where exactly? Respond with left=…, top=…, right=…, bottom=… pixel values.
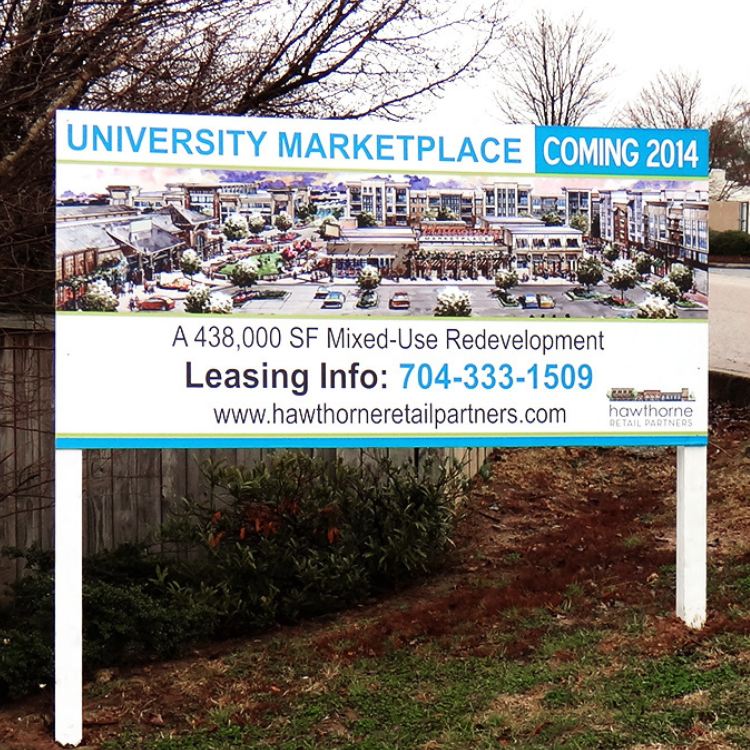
left=55, top=111, right=709, bottom=450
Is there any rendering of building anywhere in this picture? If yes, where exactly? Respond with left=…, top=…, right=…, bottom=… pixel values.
left=346, top=179, right=410, bottom=225
left=55, top=202, right=217, bottom=308
left=482, top=182, right=532, bottom=218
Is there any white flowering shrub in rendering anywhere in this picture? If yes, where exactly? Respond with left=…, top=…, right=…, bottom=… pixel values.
left=609, top=258, right=639, bottom=300
left=494, top=268, right=518, bottom=297
left=434, top=286, right=472, bottom=317
left=222, top=212, right=249, bottom=240
left=180, top=248, right=202, bottom=282
left=650, top=277, right=681, bottom=304
left=185, top=285, right=233, bottom=314
left=248, top=213, right=266, bottom=235
left=636, top=295, right=678, bottom=319
left=208, top=292, right=233, bottom=314
left=184, top=284, right=212, bottom=313
left=82, top=279, right=118, bottom=311
left=356, top=265, right=381, bottom=291
left=229, top=258, right=258, bottom=288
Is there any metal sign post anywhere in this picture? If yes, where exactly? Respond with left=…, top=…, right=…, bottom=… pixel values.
left=676, top=445, right=708, bottom=629
left=54, top=449, right=83, bottom=746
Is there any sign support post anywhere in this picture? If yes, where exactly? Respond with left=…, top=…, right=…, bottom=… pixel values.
left=676, top=445, right=707, bottom=629
left=54, top=449, right=83, bottom=747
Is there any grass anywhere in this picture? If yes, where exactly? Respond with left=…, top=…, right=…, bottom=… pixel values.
left=96, top=569, right=750, bottom=750
left=221, top=252, right=282, bottom=279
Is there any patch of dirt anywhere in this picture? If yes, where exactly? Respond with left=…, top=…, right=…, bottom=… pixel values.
left=1, top=401, right=748, bottom=749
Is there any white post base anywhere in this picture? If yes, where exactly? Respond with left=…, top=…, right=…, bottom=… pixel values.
left=55, top=449, right=83, bottom=747
left=676, top=445, right=707, bottom=629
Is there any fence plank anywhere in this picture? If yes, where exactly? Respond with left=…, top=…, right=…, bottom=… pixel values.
left=84, top=450, right=113, bottom=555
left=37, top=335, right=55, bottom=550
left=0, top=333, right=19, bottom=585
left=134, top=450, right=163, bottom=542
left=111, top=450, right=139, bottom=547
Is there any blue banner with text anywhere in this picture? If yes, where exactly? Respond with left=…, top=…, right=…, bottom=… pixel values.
left=535, top=127, right=709, bottom=178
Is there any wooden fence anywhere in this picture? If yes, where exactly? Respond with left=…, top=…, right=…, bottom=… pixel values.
left=0, top=318, right=489, bottom=588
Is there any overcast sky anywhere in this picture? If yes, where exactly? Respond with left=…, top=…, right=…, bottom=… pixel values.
left=430, top=0, right=746, bottom=129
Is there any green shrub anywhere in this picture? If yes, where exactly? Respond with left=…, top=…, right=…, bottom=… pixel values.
left=83, top=580, right=215, bottom=665
left=0, top=626, right=53, bottom=701
left=156, top=451, right=466, bottom=631
left=0, top=451, right=465, bottom=701
left=710, top=229, right=750, bottom=257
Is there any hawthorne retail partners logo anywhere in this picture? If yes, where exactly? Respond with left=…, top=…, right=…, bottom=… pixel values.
left=607, top=387, right=695, bottom=429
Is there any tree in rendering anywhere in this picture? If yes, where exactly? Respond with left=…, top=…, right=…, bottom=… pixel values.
left=668, top=263, right=694, bottom=296
left=494, top=10, right=614, bottom=126
left=602, top=245, right=620, bottom=263
left=356, top=265, right=381, bottom=292
left=633, top=252, right=653, bottom=278
left=436, top=207, right=458, bottom=221
left=576, top=256, right=603, bottom=290
left=608, top=259, right=639, bottom=302
left=81, top=279, right=118, bottom=312
left=434, top=287, right=472, bottom=317
left=542, top=211, right=564, bottom=226
left=569, top=212, right=589, bottom=236
left=2, top=0, right=506, bottom=313
left=650, top=277, right=681, bottom=304
left=274, top=212, right=293, bottom=232
left=617, top=69, right=707, bottom=129
left=356, top=212, right=378, bottom=228
left=296, top=202, right=318, bottom=223
left=248, top=214, right=267, bottom=236
left=222, top=214, right=249, bottom=241
left=229, top=258, right=259, bottom=289
left=494, top=268, right=518, bottom=299
left=180, top=249, right=202, bottom=284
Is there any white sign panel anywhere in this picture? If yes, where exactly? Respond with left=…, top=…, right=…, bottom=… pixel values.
left=55, top=110, right=709, bottom=449
left=56, top=316, right=706, bottom=448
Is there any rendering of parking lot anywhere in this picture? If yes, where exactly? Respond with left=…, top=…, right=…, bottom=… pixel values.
left=56, top=165, right=708, bottom=320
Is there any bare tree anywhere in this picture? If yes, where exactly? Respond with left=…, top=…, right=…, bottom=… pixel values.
left=0, top=0, right=508, bottom=313
left=710, top=97, right=750, bottom=195
left=494, top=10, right=614, bottom=126
left=616, top=68, right=707, bottom=129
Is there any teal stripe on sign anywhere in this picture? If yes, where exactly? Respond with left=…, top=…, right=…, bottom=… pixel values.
left=56, top=435, right=708, bottom=450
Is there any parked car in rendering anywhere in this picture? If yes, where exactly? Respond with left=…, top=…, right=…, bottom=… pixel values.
left=314, top=286, right=330, bottom=299
left=232, top=289, right=258, bottom=306
left=389, top=292, right=411, bottom=309
left=537, top=294, right=555, bottom=309
left=357, top=291, right=379, bottom=309
left=322, top=291, right=345, bottom=308
left=521, top=294, right=539, bottom=309
left=137, top=295, right=175, bottom=311
left=158, top=276, right=191, bottom=291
